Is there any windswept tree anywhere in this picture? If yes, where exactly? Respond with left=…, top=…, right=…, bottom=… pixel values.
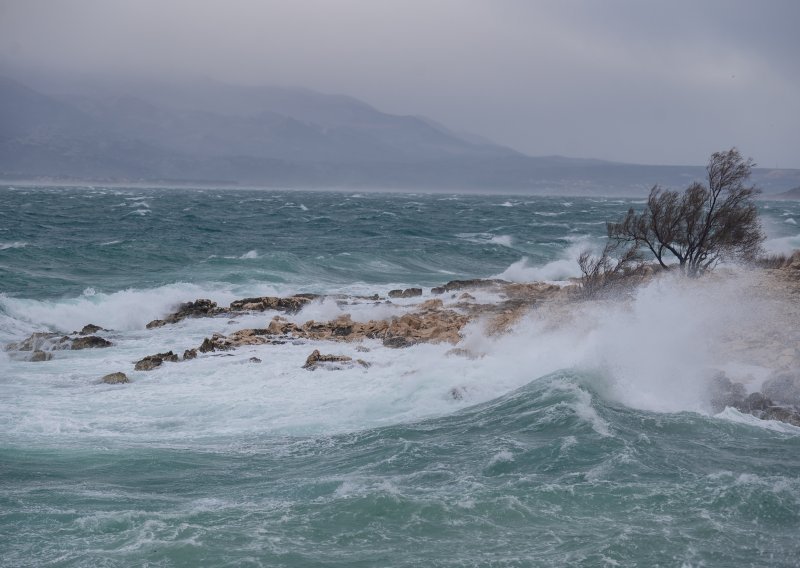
left=607, top=148, right=765, bottom=276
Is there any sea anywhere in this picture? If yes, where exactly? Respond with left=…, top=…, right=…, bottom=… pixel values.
left=2, top=185, right=800, bottom=567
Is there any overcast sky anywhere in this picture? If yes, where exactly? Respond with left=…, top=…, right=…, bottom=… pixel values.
left=1, top=0, right=798, bottom=167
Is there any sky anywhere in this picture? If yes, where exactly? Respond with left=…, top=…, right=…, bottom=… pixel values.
left=1, top=0, right=798, bottom=168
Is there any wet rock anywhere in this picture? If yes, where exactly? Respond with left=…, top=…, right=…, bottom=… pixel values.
left=229, top=295, right=314, bottom=314
left=707, top=372, right=747, bottom=413
left=102, top=372, right=129, bottom=384
left=761, top=370, right=800, bottom=406
left=248, top=357, right=262, bottom=364
left=383, top=335, right=417, bottom=348
left=303, top=349, right=355, bottom=370
left=437, top=279, right=502, bottom=292
left=78, top=324, right=104, bottom=335
left=431, top=286, right=445, bottom=295
left=459, top=293, right=476, bottom=301
left=146, top=299, right=226, bottom=328
left=29, top=350, right=52, bottom=362
left=183, top=348, right=197, bottom=360
left=70, top=336, right=112, bottom=350
left=388, top=288, right=422, bottom=299
left=739, top=391, right=772, bottom=412
left=134, top=351, right=179, bottom=371
left=5, top=332, right=61, bottom=352
left=198, top=334, right=232, bottom=353
left=355, top=345, right=371, bottom=353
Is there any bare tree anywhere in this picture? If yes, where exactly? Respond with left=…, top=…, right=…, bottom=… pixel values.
left=607, top=148, right=764, bottom=276
left=578, top=240, right=643, bottom=297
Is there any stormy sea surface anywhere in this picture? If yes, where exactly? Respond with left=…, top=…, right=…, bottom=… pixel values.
left=2, top=185, right=800, bottom=567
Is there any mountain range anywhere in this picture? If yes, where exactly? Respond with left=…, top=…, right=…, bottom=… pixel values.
left=1, top=75, right=799, bottom=194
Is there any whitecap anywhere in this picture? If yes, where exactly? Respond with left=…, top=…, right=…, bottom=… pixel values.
left=240, top=250, right=259, bottom=259
left=0, top=241, right=27, bottom=250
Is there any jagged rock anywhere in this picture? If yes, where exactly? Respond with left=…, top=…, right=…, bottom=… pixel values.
left=707, top=372, right=747, bottom=413
left=459, top=293, right=476, bottom=301
left=303, top=349, right=354, bottom=370
left=388, top=288, right=422, bottom=299
left=229, top=295, right=314, bottom=314
left=5, top=332, right=61, bottom=352
left=419, top=299, right=444, bottom=311
left=134, top=351, right=179, bottom=371
left=29, top=350, right=52, bottom=362
left=739, top=392, right=772, bottom=412
left=249, top=357, right=262, bottom=363
left=102, top=372, right=129, bottom=384
left=146, top=299, right=225, bottom=328
left=438, top=279, right=502, bottom=292
left=78, top=324, right=104, bottom=335
left=183, top=348, right=197, bottom=360
left=383, top=336, right=417, bottom=348
left=199, top=334, right=231, bottom=353
left=70, top=336, right=112, bottom=350
left=761, top=370, right=800, bottom=406
left=355, top=345, right=371, bottom=353
left=431, top=286, right=445, bottom=295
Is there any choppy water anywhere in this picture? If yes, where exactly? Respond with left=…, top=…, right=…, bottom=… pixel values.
left=2, top=185, right=800, bottom=567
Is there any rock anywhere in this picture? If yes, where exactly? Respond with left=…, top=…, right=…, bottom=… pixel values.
left=739, top=391, right=773, bottom=413
left=459, top=293, right=476, bottom=301
left=419, top=299, right=444, bottom=311
left=383, top=335, right=417, bottom=348
left=78, top=324, right=104, bottom=335
left=302, top=349, right=354, bottom=370
left=229, top=295, right=314, bottom=314
left=102, top=372, right=129, bottom=384
left=355, top=345, right=371, bottom=353
left=5, top=332, right=61, bottom=352
left=248, top=357, right=262, bottom=363
left=146, top=299, right=226, bottom=328
left=707, top=372, right=747, bottom=413
left=437, top=279, right=501, bottom=292
left=761, top=370, right=800, bottom=406
left=183, top=348, right=197, bottom=360
left=70, top=336, right=112, bottom=350
left=134, top=351, right=179, bottom=371
left=199, top=334, right=231, bottom=353
left=431, top=287, right=445, bottom=295
left=29, top=350, right=52, bottom=362
left=388, top=288, right=422, bottom=299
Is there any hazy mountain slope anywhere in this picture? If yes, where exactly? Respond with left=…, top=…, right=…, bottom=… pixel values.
left=2, top=75, right=799, bottom=193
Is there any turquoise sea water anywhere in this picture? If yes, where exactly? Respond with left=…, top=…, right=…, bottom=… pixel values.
left=2, top=186, right=800, bottom=567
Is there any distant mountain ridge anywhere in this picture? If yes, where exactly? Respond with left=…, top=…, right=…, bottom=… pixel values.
left=1, top=75, right=799, bottom=194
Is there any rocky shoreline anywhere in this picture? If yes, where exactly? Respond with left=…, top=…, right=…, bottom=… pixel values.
left=5, top=255, right=800, bottom=427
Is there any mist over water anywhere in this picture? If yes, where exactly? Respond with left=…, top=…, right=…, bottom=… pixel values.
left=2, top=186, right=800, bottom=566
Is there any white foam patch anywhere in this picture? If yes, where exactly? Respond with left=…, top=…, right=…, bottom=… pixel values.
left=715, top=407, right=800, bottom=434
left=0, top=241, right=28, bottom=250
left=492, top=237, right=595, bottom=282
left=240, top=250, right=259, bottom=259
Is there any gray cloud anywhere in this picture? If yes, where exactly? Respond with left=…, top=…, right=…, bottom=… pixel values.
left=1, top=0, right=798, bottom=167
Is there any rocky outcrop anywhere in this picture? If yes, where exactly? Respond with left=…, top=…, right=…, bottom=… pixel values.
left=77, top=324, right=105, bottom=335
left=5, top=331, right=112, bottom=352
left=707, top=372, right=800, bottom=426
left=134, top=351, right=179, bottom=371
left=146, top=299, right=225, bottom=328
left=102, top=372, right=129, bottom=384
left=388, top=288, right=422, bottom=299
left=229, top=295, right=316, bottom=314
left=302, top=349, right=369, bottom=370
left=70, top=336, right=112, bottom=350
left=5, top=332, right=62, bottom=352
left=761, top=370, right=800, bottom=406
left=29, top=350, right=52, bottom=362
left=431, top=279, right=503, bottom=294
